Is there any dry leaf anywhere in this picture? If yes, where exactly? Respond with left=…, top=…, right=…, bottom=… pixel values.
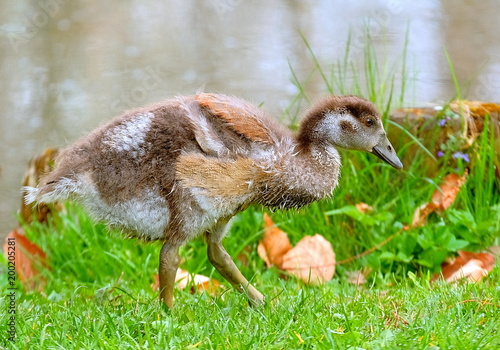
left=151, top=274, right=160, bottom=291
left=451, top=100, right=500, bottom=118
left=151, top=269, right=220, bottom=295
left=450, top=100, right=500, bottom=147
left=281, top=234, right=336, bottom=285
left=412, top=172, right=467, bottom=227
left=434, top=250, right=495, bottom=283
left=445, top=259, right=488, bottom=282
left=355, top=203, right=373, bottom=214
left=431, top=172, right=467, bottom=211
left=345, top=269, right=370, bottom=285
left=257, top=214, right=337, bottom=285
left=257, top=213, right=292, bottom=268
left=411, top=202, right=437, bottom=228
left=20, top=148, right=60, bottom=224
left=174, top=268, right=220, bottom=294
left=3, top=228, right=48, bottom=291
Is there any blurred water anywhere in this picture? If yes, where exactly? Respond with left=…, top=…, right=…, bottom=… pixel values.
left=1, top=0, right=499, bottom=238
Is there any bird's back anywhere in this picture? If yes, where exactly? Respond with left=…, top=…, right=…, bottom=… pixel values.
left=26, top=94, right=294, bottom=243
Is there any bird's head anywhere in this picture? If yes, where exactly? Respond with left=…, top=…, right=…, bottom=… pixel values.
left=298, top=95, right=403, bottom=169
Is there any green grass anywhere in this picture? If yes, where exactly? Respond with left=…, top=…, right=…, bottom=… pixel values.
left=1, top=34, right=499, bottom=348
left=0, top=205, right=499, bottom=349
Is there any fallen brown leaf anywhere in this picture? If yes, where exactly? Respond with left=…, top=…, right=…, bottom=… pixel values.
left=345, top=269, right=370, bottom=285
left=175, top=268, right=220, bottom=294
left=431, top=172, right=468, bottom=211
left=3, top=228, right=48, bottom=291
left=151, top=269, right=220, bottom=295
left=412, top=172, right=467, bottom=227
left=434, top=250, right=495, bottom=283
left=281, top=234, right=336, bottom=285
left=447, top=259, right=488, bottom=282
left=257, top=213, right=292, bottom=268
left=355, top=203, right=373, bottom=214
left=411, top=202, right=437, bottom=228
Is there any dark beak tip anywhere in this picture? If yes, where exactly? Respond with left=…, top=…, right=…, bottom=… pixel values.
left=388, top=159, right=403, bottom=170
left=372, top=146, right=403, bottom=170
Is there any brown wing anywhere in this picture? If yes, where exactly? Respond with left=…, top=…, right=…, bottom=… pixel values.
left=195, top=93, right=276, bottom=145
left=176, top=153, right=258, bottom=198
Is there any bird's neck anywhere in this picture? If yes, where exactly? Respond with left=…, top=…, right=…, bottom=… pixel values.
left=256, top=140, right=341, bottom=209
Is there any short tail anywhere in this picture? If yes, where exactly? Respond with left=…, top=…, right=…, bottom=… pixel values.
left=22, top=186, right=40, bottom=205
left=22, top=176, right=81, bottom=206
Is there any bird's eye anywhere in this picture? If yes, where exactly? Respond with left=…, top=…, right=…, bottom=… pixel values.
left=366, top=118, right=374, bottom=127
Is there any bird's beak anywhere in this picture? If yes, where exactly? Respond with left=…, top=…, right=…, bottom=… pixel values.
left=371, top=135, right=403, bottom=169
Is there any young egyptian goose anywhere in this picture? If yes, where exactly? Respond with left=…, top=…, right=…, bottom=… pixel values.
left=24, top=93, right=402, bottom=308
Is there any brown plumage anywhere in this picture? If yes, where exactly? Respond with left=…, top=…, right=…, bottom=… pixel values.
left=24, top=93, right=402, bottom=308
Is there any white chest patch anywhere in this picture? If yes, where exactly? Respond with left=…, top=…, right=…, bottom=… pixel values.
left=102, top=112, right=154, bottom=158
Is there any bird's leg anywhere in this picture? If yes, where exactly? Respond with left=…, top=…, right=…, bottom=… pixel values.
left=205, top=221, right=265, bottom=306
left=159, top=242, right=180, bottom=309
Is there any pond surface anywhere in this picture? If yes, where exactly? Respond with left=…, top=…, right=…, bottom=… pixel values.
left=1, top=0, right=499, bottom=237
